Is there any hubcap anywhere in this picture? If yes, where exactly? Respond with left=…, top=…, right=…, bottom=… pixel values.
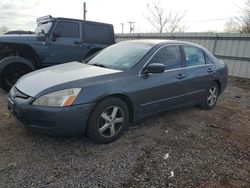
left=207, top=86, right=217, bottom=106
left=98, top=106, right=124, bottom=138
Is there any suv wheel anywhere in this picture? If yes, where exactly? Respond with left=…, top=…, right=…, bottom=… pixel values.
left=87, top=97, right=129, bottom=144
left=0, top=56, right=32, bottom=91
left=200, top=82, right=219, bottom=109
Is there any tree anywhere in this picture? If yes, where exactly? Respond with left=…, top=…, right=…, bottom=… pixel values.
left=0, top=26, right=9, bottom=34
left=224, top=18, right=239, bottom=33
left=224, top=0, right=250, bottom=33
left=237, top=0, right=250, bottom=33
left=145, top=0, right=186, bottom=33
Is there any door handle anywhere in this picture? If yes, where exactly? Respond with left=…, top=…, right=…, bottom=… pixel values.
left=176, top=73, right=186, bottom=79
left=207, top=68, right=214, bottom=73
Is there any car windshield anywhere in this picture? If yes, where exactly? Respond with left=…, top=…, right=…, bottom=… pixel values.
left=35, top=21, right=52, bottom=35
left=87, top=42, right=153, bottom=69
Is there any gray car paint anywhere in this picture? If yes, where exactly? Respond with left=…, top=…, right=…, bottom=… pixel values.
left=13, top=40, right=228, bottom=122
left=15, top=62, right=122, bottom=97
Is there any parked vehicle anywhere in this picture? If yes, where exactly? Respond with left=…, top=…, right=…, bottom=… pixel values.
left=0, top=15, right=115, bottom=91
left=7, top=40, right=228, bottom=144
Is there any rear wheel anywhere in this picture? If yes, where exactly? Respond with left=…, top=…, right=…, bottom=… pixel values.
left=0, top=56, right=32, bottom=91
left=87, top=97, right=129, bottom=144
left=200, top=82, right=219, bottom=109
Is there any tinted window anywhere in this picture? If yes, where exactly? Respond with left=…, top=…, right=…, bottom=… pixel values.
left=84, top=23, right=111, bottom=44
left=149, top=46, right=182, bottom=70
left=55, top=21, right=79, bottom=38
left=183, top=46, right=205, bottom=66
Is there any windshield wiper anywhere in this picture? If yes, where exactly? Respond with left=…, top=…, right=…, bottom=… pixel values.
left=92, top=63, right=106, bottom=68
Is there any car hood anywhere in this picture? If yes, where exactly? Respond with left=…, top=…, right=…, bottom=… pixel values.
left=0, top=34, right=38, bottom=43
left=15, top=62, right=122, bottom=97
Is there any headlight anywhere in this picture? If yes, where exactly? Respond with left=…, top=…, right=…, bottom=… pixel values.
left=33, top=88, right=81, bottom=107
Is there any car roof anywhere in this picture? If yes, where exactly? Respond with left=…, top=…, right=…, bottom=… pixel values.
left=121, top=39, right=204, bottom=48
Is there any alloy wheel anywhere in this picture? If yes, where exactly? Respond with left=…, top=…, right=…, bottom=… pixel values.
left=207, top=85, right=217, bottom=106
left=98, top=106, right=124, bottom=138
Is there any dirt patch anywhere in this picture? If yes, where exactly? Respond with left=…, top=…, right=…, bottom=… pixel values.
left=0, top=78, right=250, bottom=187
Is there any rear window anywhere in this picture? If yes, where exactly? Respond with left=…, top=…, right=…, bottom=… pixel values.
left=83, top=23, right=111, bottom=44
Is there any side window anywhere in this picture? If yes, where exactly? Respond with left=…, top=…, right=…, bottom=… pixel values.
left=149, top=46, right=182, bottom=70
left=183, top=46, right=205, bottom=66
left=83, top=23, right=111, bottom=44
left=205, top=54, right=214, bottom=64
left=54, top=21, right=79, bottom=38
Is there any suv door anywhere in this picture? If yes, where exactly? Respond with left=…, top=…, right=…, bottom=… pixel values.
left=49, top=20, right=85, bottom=64
left=182, top=45, right=216, bottom=103
left=81, top=23, right=112, bottom=58
left=137, top=45, right=187, bottom=117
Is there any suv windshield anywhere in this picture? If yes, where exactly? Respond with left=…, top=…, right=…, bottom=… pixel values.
left=88, top=42, right=153, bottom=69
left=35, top=21, right=52, bottom=35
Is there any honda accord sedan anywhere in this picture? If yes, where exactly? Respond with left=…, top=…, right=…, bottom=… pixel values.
left=7, top=40, right=228, bottom=143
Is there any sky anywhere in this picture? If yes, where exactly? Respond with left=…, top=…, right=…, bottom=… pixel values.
left=0, top=0, right=246, bottom=33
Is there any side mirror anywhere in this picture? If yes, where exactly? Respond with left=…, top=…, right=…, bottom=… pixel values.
left=142, top=63, right=165, bottom=74
left=52, top=31, right=61, bottom=41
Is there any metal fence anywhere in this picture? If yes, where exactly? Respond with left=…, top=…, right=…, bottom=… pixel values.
left=115, top=33, right=250, bottom=79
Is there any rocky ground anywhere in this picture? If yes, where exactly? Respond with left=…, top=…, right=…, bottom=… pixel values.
left=0, top=77, right=249, bottom=188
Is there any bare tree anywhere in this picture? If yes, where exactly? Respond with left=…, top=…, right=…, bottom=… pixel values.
left=224, top=0, right=250, bottom=33
left=145, top=1, right=186, bottom=33
left=0, top=26, right=9, bottom=34
left=237, top=0, right=250, bottom=33
left=224, top=18, right=239, bottom=33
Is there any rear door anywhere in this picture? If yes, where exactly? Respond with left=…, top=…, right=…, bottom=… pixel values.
left=182, top=45, right=216, bottom=103
left=49, top=20, right=85, bottom=64
left=137, top=45, right=187, bottom=117
left=82, top=23, right=113, bottom=58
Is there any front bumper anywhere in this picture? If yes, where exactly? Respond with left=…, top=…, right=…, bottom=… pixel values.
left=8, top=96, right=95, bottom=136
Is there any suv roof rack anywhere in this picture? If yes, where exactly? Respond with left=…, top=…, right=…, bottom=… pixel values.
left=37, top=15, right=54, bottom=25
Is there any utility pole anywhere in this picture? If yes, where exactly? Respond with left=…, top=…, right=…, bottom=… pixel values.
left=83, top=2, right=87, bottom=20
left=127, top=21, right=135, bottom=34
left=120, top=23, right=124, bottom=34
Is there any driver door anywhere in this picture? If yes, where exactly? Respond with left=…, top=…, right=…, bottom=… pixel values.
left=136, top=45, right=187, bottom=117
left=49, top=21, right=85, bottom=64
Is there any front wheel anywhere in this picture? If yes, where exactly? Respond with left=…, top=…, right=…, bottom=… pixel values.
left=87, top=97, right=129, bottom=144
left=200, top=82, right=219, bottom=109
left=0, top=56, right=32, bottom=91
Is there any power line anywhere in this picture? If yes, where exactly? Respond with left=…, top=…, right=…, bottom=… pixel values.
left=183, top=17, right=233, bottom=23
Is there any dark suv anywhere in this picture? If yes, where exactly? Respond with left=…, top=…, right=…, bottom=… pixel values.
left=0, top=15, right=115, bottom=91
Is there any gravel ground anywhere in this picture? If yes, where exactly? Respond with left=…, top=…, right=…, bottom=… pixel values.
left=0, top=77, right=249, bottom=188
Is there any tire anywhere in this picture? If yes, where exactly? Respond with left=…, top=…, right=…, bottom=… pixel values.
left=200, top=82, right=219, bottom=109
left=87, top=97, right=129, bottom=144
left=0, top=56, right=33, bottom=91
